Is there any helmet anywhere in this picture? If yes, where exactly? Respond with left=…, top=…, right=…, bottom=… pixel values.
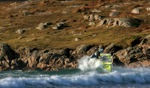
left=99, top=48, right=103, bottom=53
left=95, top=51, right=100, bottom=56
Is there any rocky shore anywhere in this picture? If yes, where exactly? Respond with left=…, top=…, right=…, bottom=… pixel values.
left=0, top=34, right=149, bottom=71
left=0, top=0, right=149, bottom=71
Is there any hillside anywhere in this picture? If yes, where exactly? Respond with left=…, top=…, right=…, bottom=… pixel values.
left=0, top=0, right=149, bottom=50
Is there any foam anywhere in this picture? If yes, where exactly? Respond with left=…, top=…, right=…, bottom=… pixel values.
left=0, top=68, right=150, bottom=88
left=78, top=56, right=103, bottom=71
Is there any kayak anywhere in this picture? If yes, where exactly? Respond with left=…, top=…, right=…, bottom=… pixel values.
left=97, top=53, right=113, bottom=73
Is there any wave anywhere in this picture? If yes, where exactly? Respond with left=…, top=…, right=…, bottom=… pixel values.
left=78, top=56, right=103, bottom=71
left=0, top=67, right=150, bottom=88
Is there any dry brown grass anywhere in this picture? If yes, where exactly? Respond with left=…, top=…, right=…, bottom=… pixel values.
left=0, top=0, right=149, bottom=50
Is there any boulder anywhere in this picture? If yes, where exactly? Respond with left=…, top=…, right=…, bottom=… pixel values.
left=16, top=29, right=25, bottom=34
left=60, top=48, right=71, bottom=58
left=94, top=14, right=100, bottom=21
left=88, top=22, right=95, bottom=26
left=36, top=22, right=52, bottom=30
left=75, top=38, right=80, bottom=42
left=104, top=43, right=122, bottom=54
left=127, top=60, right=150, bottom=68
left=0, top=43, right=19, bottom=70
left=146, top=7, right=150, bottom=11
left=130, top=36, right=141, bottom=47
left=91, top=9, right=101, bottom=13
left=16, top=28, right=29, bottom=34
left=86, top=46, right=98, bottom=56
left=52, top=22, right=67, bottom=30
left=131, top=7, right=142, bottom=14
left=89, top=14, right=94, bottom=21
left=27, top=51, right=39, bottom=68
left=109, top=11, right=120, bottom=17
left=37, top=62, right=47, bottom=69
left=76, top=45, right=90, bottom=54
left=114, top=46, right=147, bottom=66
left=83, top=15, right=89, bottom=20
left=139, top=34, right=150, bottom=46
left=97, top=18, right=142, bottom=27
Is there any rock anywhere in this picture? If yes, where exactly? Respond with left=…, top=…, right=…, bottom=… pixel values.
left=76, top=45, right=90, bottom=54
left=16, top=29, right=25, bottom=34
left=113, top=55, right=125, bottom=66
left=139, top=35, right=150, bottom=46
left=27, top=50, right=39, bottom=68
left=146, top=7, right=150, bottom=11
left=0, top=43, right=19, bottom=70
left=97, top=18, right=142, bottom=27
left=91, top=9, right=101, bottom=13
left=86, top=46, right=98, bottom=56
left=84, top=14, right=104, bottom=21
left=94, top=14, right=100, bottom=21
left=0, top=43, right=18, bottom=61
left=36, top=22, right=52, bottom=30
left=88, top=22, right=95, bottom=26
left=52, top=22, right=67, bottom=30
left=114, top=46, right=147, bottom=66
left=89, top=14, right=94, bottom=21
left=22, top=10, right=32, bottom=16
left=75, top=38, right=80, bottom=42
left=37, top=62, right=47, bottom=69
left=127, top=60, right=150, bottom=68
left=83, top=15, right=89, bottom=20
left=145, top=49, right=150, bottom=59
left=16, top=28, right=29, bottom=34
left=131, top=7, right=142, bottom=14
left=60, top=48, right=71, bottom=58
left=109, top=11, right=120, bottom=17
left=130, top=36, right=141, bottom=47
left=39, top=0, right=49, bottom=6
left=104, top=43, right=122, bottom=54
left=52, top=26, right=58, bottom=30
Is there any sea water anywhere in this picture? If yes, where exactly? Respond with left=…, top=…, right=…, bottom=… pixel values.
left=0, top=56, right=150, bottom=88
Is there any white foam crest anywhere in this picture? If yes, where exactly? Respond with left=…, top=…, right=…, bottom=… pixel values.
left=0, top=68, right=150, bottom=88
left=78, top=56, right=103, bottom=71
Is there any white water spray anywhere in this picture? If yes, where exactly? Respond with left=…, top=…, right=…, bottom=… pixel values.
left=78, top=56, right=103, bottom=71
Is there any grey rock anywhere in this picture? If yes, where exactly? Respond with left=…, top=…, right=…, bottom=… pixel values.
left=76, top=45, right=90, bottom=54
left=104, top=43, right=122, bottom=54
left=83, top=15, right=89, bottom=20
left=89, top=14, right=94, bottom=21
left=0, top=43, right=19, bottom=70
left=88, top=22, right=95, bottom=26
left=52, top=22, right=66, bottom=30
left=36, top=22, right=52, bottom=30
left=16, top=29, right=26, bottom=34
left=131, top=7, right=142, bottom=14
left=75, top=38, right=80, bottom=42
left=114, top=46, right=147, bottom=65
left=146, top=7, right=150, bottom=11
left=91, top=9, right=101, bottom=13
left=109, top=11, right=120, bottom=17
left=97, top=18, right=142, bottom=27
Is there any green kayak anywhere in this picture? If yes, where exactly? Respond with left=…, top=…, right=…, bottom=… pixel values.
left=97, top=53, right=113, bottom=72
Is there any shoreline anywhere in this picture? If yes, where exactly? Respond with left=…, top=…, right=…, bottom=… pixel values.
left=0, top=34, right=149, bottom=71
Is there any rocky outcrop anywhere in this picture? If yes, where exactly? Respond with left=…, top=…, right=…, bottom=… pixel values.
left=104, top=43, right=122, bottom=54
left=97, top=18, right=142, bottom=27
left=0, top=34, right=149, bottom=71
left=0, top=43, right=19, bottom=71
left=36, top=22, right=52, bottom=30
left=109, top=11, right=120, bottom=17
left=52, top=22, right=67, bottom=30
left=114, top=34, right=150, bottom=67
